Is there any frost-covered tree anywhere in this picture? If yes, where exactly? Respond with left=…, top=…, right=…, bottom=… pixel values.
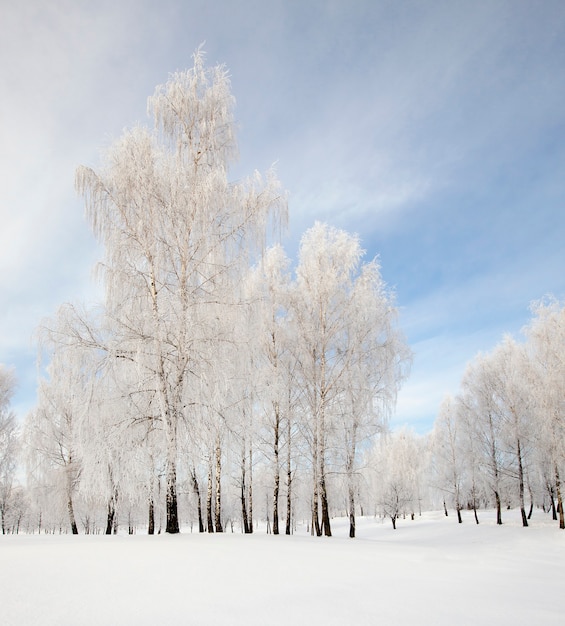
left=431, top=396, right=465, bottom=523
left=488, top=337, right=534, bottom=527
left=25, top=346, right=91, bottom=534
left=74, top=49, right=286, bottom=533
left=524, top=299, right=565, bottom=529
left=0, top=365, right=18, bottom=534
left=459, top=353, right=508, bottom=524
left=370, top=429, right=419, bottom=529
left=247, top=245, right=294, bottom=535
left=290, top=223, right=410, bottom=537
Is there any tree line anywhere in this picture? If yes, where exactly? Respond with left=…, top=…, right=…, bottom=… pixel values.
left=3, top=51, right=409, bottom=537
left=1, top=53, right=562, bottom=536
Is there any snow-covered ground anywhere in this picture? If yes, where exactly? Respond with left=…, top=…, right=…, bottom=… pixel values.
left=2, top=509, right=564, bottom=625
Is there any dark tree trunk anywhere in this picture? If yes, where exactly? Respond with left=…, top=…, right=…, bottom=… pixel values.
left=273, top=407, right=280, bottom=535
left=106, top=498, right=115, bottom=535
left=190, top=469, right=204, bottom=533
left=286, top=455, right=292, bottom=534
left=495, top=490, right=502, bottom=525
left=206, top=463, right=214, bottom=533
left=68, top=496, right=78, bottom=535
left=516, top=437, right=528, bottom=527
left=456, top=507, right=462, bottom=524
left=555, top=465, right=565, bottom=530
left=320, top=471, right=332, bottom=537
left=148, top=498, right=155, bottom=535
left=391, top=515, right=397, bottom=530
left=548, top=484, right=557, bottom=521
left=240, top=451, right=250, bottom=534
left=215, top=436, right=223, bottom=533
left=166, top=470, right=180, bottom=534
left=348, top=474, right=356, bottom=538
left=248, top=439, right=253, bottom=534
left=443, top=500, right=448, bottom=517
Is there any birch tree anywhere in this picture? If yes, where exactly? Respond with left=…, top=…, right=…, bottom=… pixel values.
left=431, top=396, right=465, bottom=523
left=290, top=222, right=410, bottom=537
left=75, top=49, right=286, bottom=533
left=247, top=245, right=293, bottom=535
left=0, top=366, right=18, bottom=534
left=524, top=299, right=565, bottom=528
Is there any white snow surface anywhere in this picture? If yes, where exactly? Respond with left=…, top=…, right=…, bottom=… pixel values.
left=2, top=509, right=564, bottom=625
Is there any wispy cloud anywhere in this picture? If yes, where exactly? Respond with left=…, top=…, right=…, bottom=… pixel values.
left=1, top=1, right=564, bottom=431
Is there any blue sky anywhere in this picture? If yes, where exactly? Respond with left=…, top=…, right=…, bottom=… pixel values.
left=1, top=0, right=564, bottom=432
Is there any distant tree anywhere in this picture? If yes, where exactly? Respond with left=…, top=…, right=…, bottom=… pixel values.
left=24, top=346, right=89, bottom=534
left=431, top=396, right=465, bottom=523
left=488, top=337, right=533, bottom=527
left=0, top=365, right=18, bottom=534
left=524, top=299, right=565, bottom=529
left=371, top=429, right=419, bottom=529
left=459, top=353, right=507, bottom=525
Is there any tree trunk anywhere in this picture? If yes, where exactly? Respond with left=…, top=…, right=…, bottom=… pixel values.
left=320, top=469, right=332, bottom=537
left=348, top=468, right=355, bottom=538
left=215, top=435, right=223, bottom=533
left=555, top=465, right=565, bottom=530
left=548, top=484, right=557, bottom=521
left=273, top=403, right=280, bottom=535
left=106, top=498, right=115, bottom=535
left=240, top=449, right=250, bottom=534
left=456, top=507, right=462, bottom=524
left=191, top=468, right=204, bottom=533
left=166, top=463, right=179, bottom=534
left=206, top=459, right=214, bottom=533
left=391, top=515, right=397, bottom=530
left=495, top=489, right=502, bottom=525
left=311, top=421, right=321, bottom=536
left=516, top=436, right=528, bottom=527
left=248, top=440, right=254, bottom=534
left=285, top=410, right=292, bottom=535
left=67, top=494, right=78, bottom=535
left=148, top=497, right=155, bottom=535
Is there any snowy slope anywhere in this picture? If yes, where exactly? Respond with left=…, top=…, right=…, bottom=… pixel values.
left=2, top=509, right=564, bottom=626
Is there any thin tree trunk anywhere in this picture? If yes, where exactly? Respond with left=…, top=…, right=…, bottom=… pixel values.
left=347, top=461, right=356, bottom=538
left=215, top=435, right=223, bottom=533
left=495, top=489, right=502, bottom=525
left=148, top=497, right=155, bottom=535
left=516, top=436, right=528, bottom=527
left=191, top=468, right=204, bottom=533
left=248, top=440, right=254, bottom=533
left=555, top=464, right=565, bottom=530
left=206, top=458, right=214, bottom=533
left=286, top=407, right=292, bottom=535
left=273, top=403, right=280, bottom=535
left=320, top=467, right=332, bottom=537
left=548, top=483, right=557, bottom=521
left=166, top=457, right=179, bottom=534
left=67, top=494, right=78, bottom=535
left=312, top=424, right=320, bottom=536
left=240, top=448, right=250, bottom=534
left=488, top=414, right=502, bottom=525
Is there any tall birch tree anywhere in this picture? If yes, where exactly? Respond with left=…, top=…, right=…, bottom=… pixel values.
left=75, top=50, right=286, bottom=533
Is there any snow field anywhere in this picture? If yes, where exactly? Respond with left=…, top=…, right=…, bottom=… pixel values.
left=1, top=509, right=564, bottom=626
